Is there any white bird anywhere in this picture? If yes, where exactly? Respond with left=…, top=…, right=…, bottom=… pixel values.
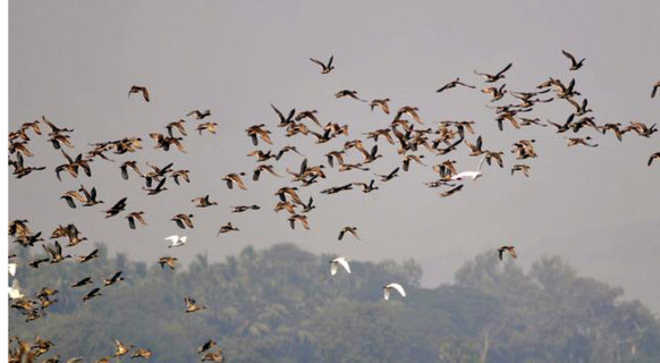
left=451, top=156, right=486, bottom=181
left=329, top=257, right=351, bottom=276
left=9, top=263, right=17, bottom=277
left=165, top=235, right=187, bottom=248
left=383, top=283, right=406, bottom=300
left=9, top=279, right=23, bottom=300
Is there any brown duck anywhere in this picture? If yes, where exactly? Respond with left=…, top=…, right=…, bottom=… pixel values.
left=128, top=86, right=150, bottom=102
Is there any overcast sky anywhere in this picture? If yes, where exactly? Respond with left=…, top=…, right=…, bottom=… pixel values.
left=9, top=1, right=660, bottom=310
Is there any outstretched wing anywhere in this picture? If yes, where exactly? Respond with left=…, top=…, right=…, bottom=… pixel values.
left=388, top=283, right=406, bottom=297
left=309, top=58, right=326, bottom=69
left=271, top=104, right=285, bottom=122
left=477, top=155, right=487, bottom=172
left=330, top=262, right=338, bottom=276
left=336, top=257, right=351, bottom=274
left=164, top=235, right=179, bottom=243
left=496, top=62, right=513, bottom=77
left=561, top=50, right=577, bottom=65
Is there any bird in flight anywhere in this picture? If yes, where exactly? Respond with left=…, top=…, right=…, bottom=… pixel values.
left=158, top=256, right=178, bottom=270
left=497, top=246, right=517, bottom=260
left=561, top=50, right=585, bottom=71
left=187, top=109, right=211, bottom=120
left=436, top=78, right=476, bottom=93
left=652, top=81, right=660, bottom=98
left=451, top=156, right=487, bottom=181
left=474, top=62, right=513, bottom=83
left=338, top=226, right=360, bottom=241
left=309, top=55, right=334, bottom=74
left=329, top=257, right=351, bottom=276
left=184, top=296, right=206, bottom=313
left=128, top=85, right=150, bottom=102
left=165, top=235, right=187, bottom=248
left=383, top=283, right=406, bottom=300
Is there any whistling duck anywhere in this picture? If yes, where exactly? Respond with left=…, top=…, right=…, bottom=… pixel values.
left=497, top=246, right=517, bottom=260
left=474, top=62, right=512, bottom=83
left=561, top=50, right=585, bottom=71
left=338, top=226, right=359, bottom=240
left=309, top=55, right=334, bottom=74
left=128, top=86, right=150, bottom=102
left=436, top=78, right=476, bottom=93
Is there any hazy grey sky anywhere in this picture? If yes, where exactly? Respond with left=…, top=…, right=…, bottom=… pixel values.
left=9, top=1, right=660, bottom=310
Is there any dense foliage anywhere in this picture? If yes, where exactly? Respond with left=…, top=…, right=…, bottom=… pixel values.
left=9, top=243, right=660, bottom=362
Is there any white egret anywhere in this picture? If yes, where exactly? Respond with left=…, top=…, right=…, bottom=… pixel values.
left=329, top=257, right=351, bottom=276
left=9, top=279, right=23, bottom=300
left=383, top=283, right=406, bottom=300
left=451, top=156, right=487, bottom=181
left=165, top=235, right=187, bottom=248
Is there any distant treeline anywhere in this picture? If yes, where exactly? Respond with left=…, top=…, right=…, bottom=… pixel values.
left=9, top=243, right=660, bottom=362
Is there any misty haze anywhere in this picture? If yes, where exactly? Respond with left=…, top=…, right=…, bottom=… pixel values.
left=8, top=1, right=660, bottom=362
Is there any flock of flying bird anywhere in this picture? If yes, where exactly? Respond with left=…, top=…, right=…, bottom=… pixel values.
left=7, top=50, right=659, bottom=362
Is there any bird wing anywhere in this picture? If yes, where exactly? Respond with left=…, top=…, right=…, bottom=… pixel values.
left=436, top=83, right=450, bottom=93
left=127, top=216, right=136, bottom=230
left=164, top=235, right=179, bottom=243
left=112, top=197, right=127, bottom=210
left=155, top=177, right=167, bottom=191
left=120, top=165, right=130, bottom=180
left=183, top=216, right=194, bottom=228
left=509, top=247, right=518, bottom=258
left=299, top=158, right=308, bottom=175
left=232, top=175, right=247, bottom=190
left=496, top=62, right=513, bottom=77
left=566, top=97, right=581, bottom=112
left=335, top=257, right=351, bottom=273
left=561, top=50, right=577, bottom=65
left=473, top=69, right=487, bottom=77
left=61, top=150, right=74, bottom=164
left=477, top=155, right=487, bottom=171
left=87, top=249, right=99, bottom=259
left=309, top=58, right=326, bottom=68
left=388, top=167, right=400, bottom=178
left=388, top=283, right=406, bottom=297
left=62, top=195, right=77, bottom=208
left=270, top=104, right=285, bottom=122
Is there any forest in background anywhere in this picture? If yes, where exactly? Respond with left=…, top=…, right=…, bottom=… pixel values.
left=9, top=242, right=660, bottom=363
